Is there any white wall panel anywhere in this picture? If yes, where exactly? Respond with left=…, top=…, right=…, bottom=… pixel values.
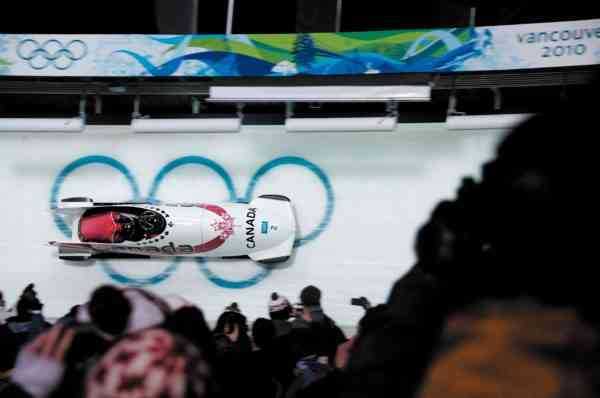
left=0, top=124, right=506, bottom=327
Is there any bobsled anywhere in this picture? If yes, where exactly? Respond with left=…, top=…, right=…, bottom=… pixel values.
left=49, top=195, right=296, bottom=264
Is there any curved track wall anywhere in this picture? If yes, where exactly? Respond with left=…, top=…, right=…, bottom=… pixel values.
left=0, top=124, right=506, bottom=326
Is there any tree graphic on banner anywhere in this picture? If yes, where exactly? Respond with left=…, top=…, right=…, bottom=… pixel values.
left=293, top=33, right=316, bottom=72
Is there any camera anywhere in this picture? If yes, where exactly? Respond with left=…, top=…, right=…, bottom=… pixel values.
left=350, top=296, right=371, bottom=310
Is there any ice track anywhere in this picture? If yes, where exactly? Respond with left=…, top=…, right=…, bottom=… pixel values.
left=0, top=124, right=507, bottom=327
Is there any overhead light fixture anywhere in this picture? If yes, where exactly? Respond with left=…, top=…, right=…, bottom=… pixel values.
left=130, top=96, right=241, bottom=133
left=446, top=114, right=533, bottom=130
left=131, top=117, right=241, bottom=133
left=0, top=97, right=86, bottom=132
left=284, top=101, right=398, bottom=132
left=286, top=116, right=397, bottom=132
left=0, top=117, right=85, bottom=132
left=209, top=85, right=431, bottom=103
left=445, top=89, right=534, bottom=131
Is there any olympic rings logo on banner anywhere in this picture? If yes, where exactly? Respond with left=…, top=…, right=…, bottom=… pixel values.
left=17, top=39, right=88, bottom=70
left=49, top=155, right=334, bottom=289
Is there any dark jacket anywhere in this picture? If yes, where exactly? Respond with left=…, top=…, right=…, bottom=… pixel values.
left=285, top=355, right=331, bottom=398
left=273, top=319, right=293, bottom=338
left=0, top=382, right=32, bottom=398
left=339, top=267, right=446, bottom=398
left=0, top=314, right=50, bottom=372
left=292, top=307, right=347, bottom=364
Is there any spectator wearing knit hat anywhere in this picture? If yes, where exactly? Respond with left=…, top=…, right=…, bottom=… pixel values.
left=269, top=292, right=293, bottom=337
left=213, top=302, right=252, bottom=358
left=212, top=304, right=260, bottom=398
left=86, top=328, right=213, bottom=398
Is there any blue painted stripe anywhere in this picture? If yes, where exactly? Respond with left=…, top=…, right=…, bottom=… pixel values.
left=49, top=155, right=177, bottom=287
left=243, top=156, right=334, bottom=248
left=49, top=155, right=334, bottom=289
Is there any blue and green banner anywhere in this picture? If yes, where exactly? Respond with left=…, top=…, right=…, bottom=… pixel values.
left=1, top=19, right=599, bottom=77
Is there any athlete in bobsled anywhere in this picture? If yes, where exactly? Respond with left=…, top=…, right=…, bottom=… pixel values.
left=79, top=210, right=164, bottom=244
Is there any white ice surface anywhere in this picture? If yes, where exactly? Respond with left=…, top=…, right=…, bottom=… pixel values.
left=0, top=124, right=507, bottom=328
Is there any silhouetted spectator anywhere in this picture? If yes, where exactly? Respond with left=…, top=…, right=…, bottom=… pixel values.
left=252, top=318, right=276, bottom=351
left=296, top=304, right=393, bottom=397
left=86, top=328, right=213, bottom=398
left=292, top=285, right=347, bottom=365
left=0, top=285, right=51, bottom=375
left=0, top=291, right=13, bottom=382
left=0, top=291, right=11, bottom=325
left=76, top=285, right=169, bottom=339
left=285, top=327, right=332, bottom=398
left=417, top=298, right=600, bottom=398
left=213, top=303, right=252, bottom=357
left=0, top=329, right=18, bottom=386
left=2, top=312, right=115, bottom=397
left=0, top=288, right=14, bottom=386
left=57, top=305, right=81, bottom=325
left=1, top=320, right=113, bottom=397
left=331, top=304, right=390, bottom=372
left=1, top=324, right=76, bottom=398
left=164, top=304, right=217, bottom=369
left=52, top=323, right=112, bottom=397
left=268, top=292, right=293, bottom=337
left=411, top=101, right=600, bottom=397
left=6, top=284, right=49, bottom=336
left=212, top=303, right=254, bottom=397
left=342, top=78, right=600, bottom=398
left=248, top=318, right=283, bottom=398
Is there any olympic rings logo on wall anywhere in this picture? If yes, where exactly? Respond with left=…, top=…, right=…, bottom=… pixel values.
left=49, top=155, right=334, bottom=289
left=17, top=39, right=88, bottom=70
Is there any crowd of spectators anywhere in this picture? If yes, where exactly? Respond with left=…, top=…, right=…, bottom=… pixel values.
left=0, top=282, right=352, bottom=398
left=1, top=94, right=597, bottom=397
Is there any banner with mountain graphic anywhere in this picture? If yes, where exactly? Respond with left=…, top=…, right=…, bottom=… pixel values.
left=1, top=19, right=599, bottom=77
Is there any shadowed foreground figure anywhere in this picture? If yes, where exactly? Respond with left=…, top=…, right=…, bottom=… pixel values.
left=418, top=299, right=600, bottom=398
left=86, top=328, right=212, bottom=398
left=0, top=285, right=51, bottom=377
left=339, top=95, right=598, bottom=398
